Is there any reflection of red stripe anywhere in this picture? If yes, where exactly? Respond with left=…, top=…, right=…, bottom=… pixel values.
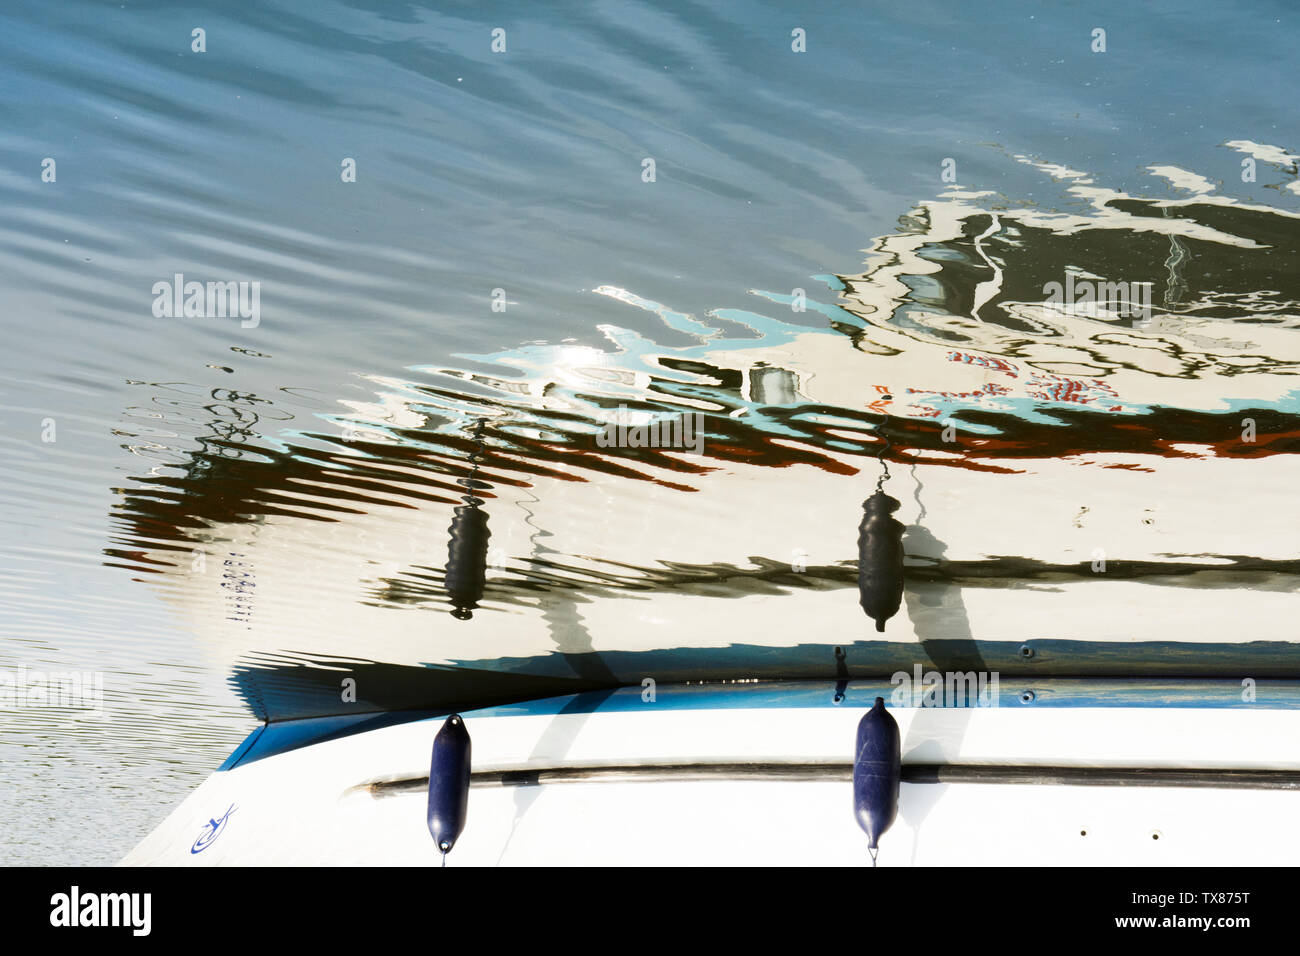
left=947, top=350, right=1018, bottom=377
left=944, top=350, right=1125, bottom=407
left=906, top=382, right=1010, bottom=401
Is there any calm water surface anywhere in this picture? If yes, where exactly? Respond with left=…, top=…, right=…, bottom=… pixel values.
left=2, top=0, right=1298, bottom=864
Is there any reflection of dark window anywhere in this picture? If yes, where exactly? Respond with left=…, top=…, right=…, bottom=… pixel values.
left=657, top=357, right=743, bottom=391
left=747, top=366, right=800, bottom=405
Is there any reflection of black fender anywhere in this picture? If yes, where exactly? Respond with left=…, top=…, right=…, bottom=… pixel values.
left=857, top=492, right=905, bottom=632
left=445, top=502, right=490, bottom=620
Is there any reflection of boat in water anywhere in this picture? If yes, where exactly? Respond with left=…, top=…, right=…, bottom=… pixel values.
left=118, top=154, right=1300, bottom=864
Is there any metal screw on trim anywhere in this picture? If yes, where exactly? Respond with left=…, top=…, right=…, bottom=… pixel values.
left=1018, top=645, right=1035, bottom=660
left=1020, top=690, right=1036, bottom=704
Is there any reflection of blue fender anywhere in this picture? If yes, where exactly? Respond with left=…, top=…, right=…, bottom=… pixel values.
left=191, top=804, right=236, bottom=854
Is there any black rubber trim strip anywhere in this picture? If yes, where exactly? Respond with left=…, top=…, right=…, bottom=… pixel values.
left=364, top=763, right=1300, bottom=796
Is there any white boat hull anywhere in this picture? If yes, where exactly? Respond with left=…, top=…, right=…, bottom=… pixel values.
left=121, top=682, right=1300, bottom=866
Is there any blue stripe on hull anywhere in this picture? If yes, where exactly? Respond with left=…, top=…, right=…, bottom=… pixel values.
left=219, top=678, right=1300, bottom=769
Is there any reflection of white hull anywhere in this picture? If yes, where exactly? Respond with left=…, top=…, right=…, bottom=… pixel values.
left=134, top=159, right=1300, bottom=680
left=826, top=186, right=1300, bottom=413
left=156, top=446, right=1296, bottom=679
left=121, top=683, right=1300, bottom=866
